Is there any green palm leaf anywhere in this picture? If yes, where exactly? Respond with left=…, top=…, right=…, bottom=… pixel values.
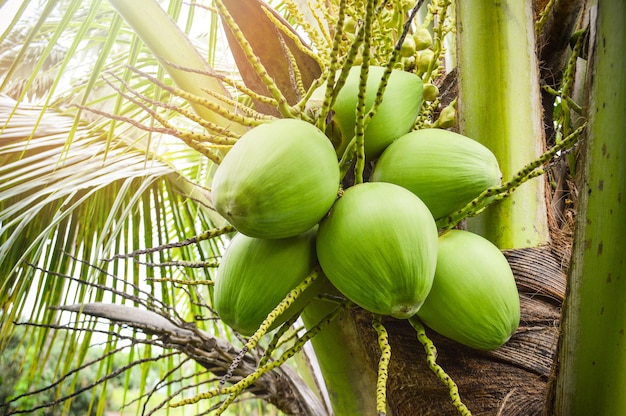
left=0, top=88, right=226, bottom=409
left=0, top=0, right=326, bottom=413
left=0, top=1, right=234, bottom=413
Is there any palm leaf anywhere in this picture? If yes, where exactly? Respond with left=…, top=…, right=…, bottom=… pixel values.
left=0, top=92, right=229, bottom=413
left=0, top=0, right=327, bottom=413
left=0, top=91, right=218, bottom=330
left=0, top=2, right=233, bottom=412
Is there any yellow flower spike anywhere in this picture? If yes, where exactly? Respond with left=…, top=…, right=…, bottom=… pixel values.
left=372, top=314, right=391, bottom=416
left=215, top=269, right=321, bottom=393
left=245, top=269, right=320, bottom=351
left=353, top=0, right=378, bottom=185
left=260, top=6, right=326, bottom=72
left=408, top=317, right=472, bottom=416
left=212, top=0, right=297, bottom=119
left=317, top=0, right=361, bottom=135
left=106, top=69, right=243, bottom=139
left=170, top=299, right=345, bottom=412
left=127, top=66, right=272, bottom=128
left=201, top=300, right=346, bottom=414
left=168, top=385, right=235, bottom=408
left=257, top=313, right=301, bottom=368
left=162, top=58, right=280, bottom=109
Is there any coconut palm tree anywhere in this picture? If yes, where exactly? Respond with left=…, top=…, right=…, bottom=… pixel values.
left=1, top=0, right=624, bottom=415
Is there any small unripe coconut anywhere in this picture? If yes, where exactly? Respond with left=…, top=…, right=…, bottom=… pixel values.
left=413, top=27, right=433, bottom=50
left=417, top=49, right=436, bottom=74
left=344, top=17, right=358, bottom=34
left=422, top=83, right=440, bottom=102
left=400, top=35, right=417, bottom=58
left=433, top=101, right=456, bottom=129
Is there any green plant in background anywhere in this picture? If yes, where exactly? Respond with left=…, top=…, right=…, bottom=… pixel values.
left=0, top=322, right=102, bottom=415
left=1, top=0, right=623, bottom=415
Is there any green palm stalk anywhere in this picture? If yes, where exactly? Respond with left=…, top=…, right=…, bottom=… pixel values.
left=300, top=298, right=379, bottom=415
left=456, top=0, right=550, bottom=248
left=108, top=0, right=244, bottom=131
left=553, top=2, right=626, bottom=414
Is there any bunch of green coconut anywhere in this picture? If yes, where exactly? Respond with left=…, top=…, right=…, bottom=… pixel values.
left=211, top=66, right=520, bottom=352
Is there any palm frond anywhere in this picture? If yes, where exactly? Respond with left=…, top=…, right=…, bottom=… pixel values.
left=1, top=91, right=216, bottom=311
left=0, top=0, right=329, bottom=413
left=0, top=92, right=228, bottom=413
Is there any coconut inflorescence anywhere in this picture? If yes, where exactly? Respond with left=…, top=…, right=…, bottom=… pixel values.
left=209, top=68, right=518, bottom=354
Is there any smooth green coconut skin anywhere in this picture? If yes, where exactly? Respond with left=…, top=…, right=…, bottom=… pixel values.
left=370, top=128, right=502, bottom=220
left=316, top=182, right=438, bottom=319
left=213, top=229, right=323, bottom=336
left=318, top=66, right=423, bottom=159
left=211, top=118, right=340, bottom=239
left=415, top=229, right=520, bottom=350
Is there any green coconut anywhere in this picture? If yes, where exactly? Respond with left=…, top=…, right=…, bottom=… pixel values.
left=211, top=118, right=340, bottom=239
left=371, top=128, right=502, bottom=220
left=316, top=182, right=438, bottom=319
left=415, top=230, right=520, bottom=350
left=310, top=66, right=423, bottom=159
left=213, top=229, right=325, bottom=336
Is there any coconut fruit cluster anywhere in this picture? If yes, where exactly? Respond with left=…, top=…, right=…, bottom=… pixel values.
left=211, top=67, right=520, bottom=351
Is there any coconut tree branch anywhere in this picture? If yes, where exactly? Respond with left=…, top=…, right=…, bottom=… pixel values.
left=48, top=302, right=327, bottom=415
left=456, top=0, right=550, bottom=248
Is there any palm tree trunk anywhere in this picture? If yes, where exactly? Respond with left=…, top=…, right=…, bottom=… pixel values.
left=551, top=2, right=626, bottom=414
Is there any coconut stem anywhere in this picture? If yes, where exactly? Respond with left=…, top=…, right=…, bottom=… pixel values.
left=353, top=0, right=377, bottom=184
left=257, top=313, right=301, bottom=368
left=104, top=225, right=235, bottom=261
left=456, top=0, right=549, bottom=249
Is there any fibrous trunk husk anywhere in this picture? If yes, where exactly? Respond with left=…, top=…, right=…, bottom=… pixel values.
left=351, top=245, right=566, bottom=415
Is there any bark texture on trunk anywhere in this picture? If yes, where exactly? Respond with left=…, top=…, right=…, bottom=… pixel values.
left=347, top=245, right=566, bottom=415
